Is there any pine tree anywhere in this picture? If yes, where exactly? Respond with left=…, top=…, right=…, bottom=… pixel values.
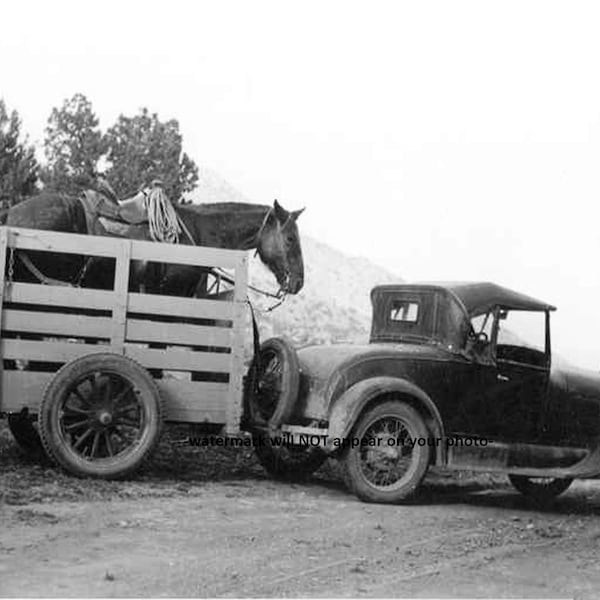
left=104, top=108, right=198, bottom=202
left=0, top=99, right=38, bottom=209
left=42, top=93, right=105, bottom=194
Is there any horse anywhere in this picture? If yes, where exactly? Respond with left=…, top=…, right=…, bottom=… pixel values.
left=4, top=191, right=305, bottom=296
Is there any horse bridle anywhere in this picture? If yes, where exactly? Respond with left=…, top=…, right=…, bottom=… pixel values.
left=251, top=206, right=292, bottom=299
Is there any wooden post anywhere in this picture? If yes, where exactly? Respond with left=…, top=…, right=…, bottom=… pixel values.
left=226, top=253, right=249, bottom=435
left=0, top=228, right=8, bottom=410
left=111, top=239, right=131, bottom=353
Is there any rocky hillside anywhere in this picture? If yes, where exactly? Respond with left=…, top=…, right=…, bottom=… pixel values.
left=188, top=167, right=402, bottom=346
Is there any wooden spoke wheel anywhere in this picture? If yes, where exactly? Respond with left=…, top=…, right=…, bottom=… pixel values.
left=39, top=353, right=164, bottom=478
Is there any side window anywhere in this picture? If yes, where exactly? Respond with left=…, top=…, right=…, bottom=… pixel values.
left=496, top=310, right=547, bottom=367
left=390, top=300, right=419, bottom=323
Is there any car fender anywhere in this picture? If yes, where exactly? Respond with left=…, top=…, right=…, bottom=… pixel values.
left=326, top=376, right=446, bottom=463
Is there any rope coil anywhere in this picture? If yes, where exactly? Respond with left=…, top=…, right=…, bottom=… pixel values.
left=144, top=181, right=181, bottom=243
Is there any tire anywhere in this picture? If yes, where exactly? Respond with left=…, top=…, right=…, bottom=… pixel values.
left=39, top=353, right=164, bottom=479
left=244, top=337, right=299, bottom=428
left=342, top=400, right=430, bottom=504
left=253, top=432, right=326, bottom=481
left=509, top=474, right=572, bottom=503
left=7, top=411, right=47, bottom=461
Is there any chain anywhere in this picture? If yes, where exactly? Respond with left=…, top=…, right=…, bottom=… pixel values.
left=7, top=247, right=14, bottom=285
left=75, top=257, right=92, bottom=288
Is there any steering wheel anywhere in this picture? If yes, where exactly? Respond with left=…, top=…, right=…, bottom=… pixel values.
left=476, top=331, right=489, bottom=343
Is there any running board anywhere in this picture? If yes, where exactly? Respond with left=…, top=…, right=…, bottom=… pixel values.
left=447, top=440, right=591, bottom=478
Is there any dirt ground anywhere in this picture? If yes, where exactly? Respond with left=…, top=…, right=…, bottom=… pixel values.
left=1, top=423, right=600, bottom=598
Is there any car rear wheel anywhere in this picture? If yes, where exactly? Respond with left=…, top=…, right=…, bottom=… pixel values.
left=342, top=400, right=430, bottom=504
left=509, top=474, right=572, bottom=503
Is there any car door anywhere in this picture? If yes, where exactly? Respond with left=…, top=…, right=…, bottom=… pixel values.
left=449, top=308, right=550, bottom=443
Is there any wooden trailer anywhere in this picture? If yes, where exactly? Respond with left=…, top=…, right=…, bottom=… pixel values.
left=0, top=226, right=249, bottom=478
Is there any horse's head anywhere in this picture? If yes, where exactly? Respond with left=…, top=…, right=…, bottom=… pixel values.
left=256, top=200, right=305, bottom=295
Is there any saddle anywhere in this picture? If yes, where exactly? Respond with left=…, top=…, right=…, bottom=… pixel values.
left=79, top=190, right=153, bottom=241
left=79, top=182, right=183, bottom=243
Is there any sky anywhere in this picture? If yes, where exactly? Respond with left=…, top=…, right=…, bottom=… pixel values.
left=2, top=0, right=600, bottom=368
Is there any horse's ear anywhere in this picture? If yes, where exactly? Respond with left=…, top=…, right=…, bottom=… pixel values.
left=273, top=199, right=289, bottom=222
left=291, top=207, right=305, bottom=221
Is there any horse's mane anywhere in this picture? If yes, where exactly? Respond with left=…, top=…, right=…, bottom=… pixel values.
left=178, top=202, right=269, bottom=216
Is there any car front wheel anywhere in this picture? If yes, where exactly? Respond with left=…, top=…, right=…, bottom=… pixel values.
left=342, top=400, right=430, bottom=504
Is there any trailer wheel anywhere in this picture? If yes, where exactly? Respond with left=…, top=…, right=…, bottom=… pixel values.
left=7, top=411, right=46, bottom=461
left=509, top=475, right=572, bottom=503
left=39, top=353, right=164, bottom=479
left=253, top=433, right=326, bottom=481
left=245, top=337, right=299, bottom=428
left=342, top=400, right=430, bottom=504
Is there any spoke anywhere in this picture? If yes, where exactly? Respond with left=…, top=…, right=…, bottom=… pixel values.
left=113, top=403, right=138, bottom=416
left=73, top=427, right=94, bottom=450
left=103, top=375, right=113, bottom=403
left=104, top=431, right=114, bottom=456
left=114, top=382, right=134, bottom=404
left=72, top=387, right=93, bottom=406
left=114, top=416, right=140, bottom=428
left=264, top=358, right=281, bottom=376
left=64, top=419, right=90, bottom=431
left=87, top=373, right=102, bottom=397
left=64, top=405, right=92, bottom=416
left=90, top=431, right=101, bottom=458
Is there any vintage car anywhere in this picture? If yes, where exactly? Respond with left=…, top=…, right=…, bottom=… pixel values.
left=245, top=282, right=600, bottom=504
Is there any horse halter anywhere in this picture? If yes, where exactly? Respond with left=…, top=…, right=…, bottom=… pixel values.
left=252, top=206, right=291, bottom=296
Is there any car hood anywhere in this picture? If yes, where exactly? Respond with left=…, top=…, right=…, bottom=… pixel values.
left=554, top=359, right=600, bottom=399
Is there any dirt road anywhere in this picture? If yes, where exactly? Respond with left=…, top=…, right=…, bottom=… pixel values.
left=1, top=427, right=600, bottom=597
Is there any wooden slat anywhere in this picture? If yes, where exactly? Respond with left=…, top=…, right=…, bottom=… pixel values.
left=2, top=309, right=112, bottom=339
left=165, top=407, right=227, bottom=423
left=0, top=372, right=232, bottom=416
left=5, top=283, right=237, bottom=322
left=129, top=237, right=245, bottom=268
left=5, top=227, right=246, bottom=268
left=158, top=379, right=230, bottom=414
left=1, top=339, right=109, bottom=362
left=125, top=346, right=231, bottom=372
left=128, top=292, right=235, bottom=321
left=1, top=371, right=52, bottom=411
left=5, top=282, right=115, bottom=311
left=0, top=339, right=230, bottom=371
left=7, top=227, right=122, bottom=258
left=126, top=319, right=232, bottom=347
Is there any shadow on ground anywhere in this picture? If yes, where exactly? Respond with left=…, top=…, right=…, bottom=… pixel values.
left=2, top=421, right=600, bottom=515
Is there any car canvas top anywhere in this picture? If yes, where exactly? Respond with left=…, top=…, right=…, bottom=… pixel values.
left=371, top=281, right=556, bottom=316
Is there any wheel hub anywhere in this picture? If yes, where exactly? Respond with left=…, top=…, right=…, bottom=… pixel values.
left=366, top=445, right=399, bottom=467
left=97, top=410, right=113, bottom=426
